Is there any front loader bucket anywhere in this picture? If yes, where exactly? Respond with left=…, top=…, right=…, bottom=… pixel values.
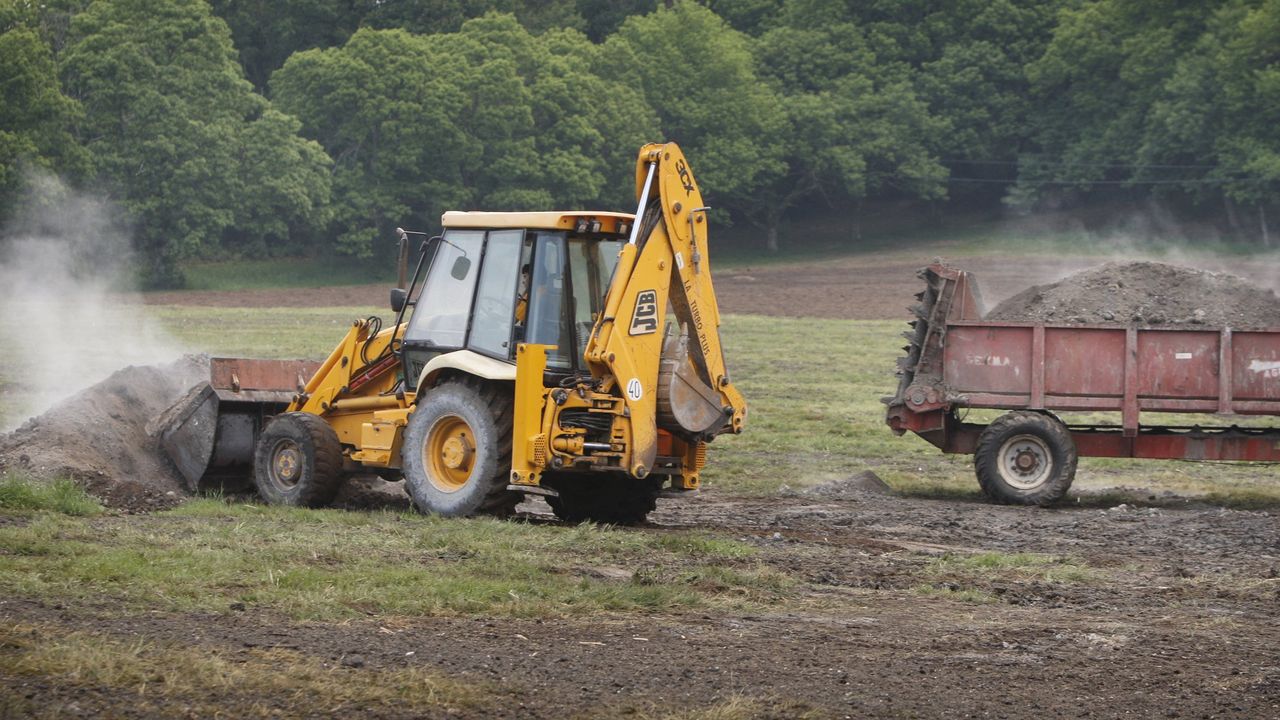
left=155, top=358, right=321, bottom=492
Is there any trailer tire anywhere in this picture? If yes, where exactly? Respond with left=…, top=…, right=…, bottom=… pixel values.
left=542, top=473, right=660, bottom=525
left=252, top=412, right=344, bottom=508
left=974, top=411, right=1077, bottom=505
left=402, top=380, right=520, bottom=518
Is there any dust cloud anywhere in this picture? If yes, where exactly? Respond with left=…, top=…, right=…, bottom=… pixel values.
left=0, top=171, right=185, bottom=431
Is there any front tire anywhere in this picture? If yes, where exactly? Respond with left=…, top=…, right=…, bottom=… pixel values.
left=974, top=411, right=1077, bottom=505
left=402, top=380, right=520, bottom=517
left=252, top=412, right=344, bottom=507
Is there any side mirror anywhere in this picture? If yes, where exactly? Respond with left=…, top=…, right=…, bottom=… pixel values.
left=450, top=256, right=472, bottom=280
left=389, top=287, right=408, bottom=313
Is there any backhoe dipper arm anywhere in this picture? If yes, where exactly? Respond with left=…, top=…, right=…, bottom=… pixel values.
left=584, top=143, right=746, bottom=478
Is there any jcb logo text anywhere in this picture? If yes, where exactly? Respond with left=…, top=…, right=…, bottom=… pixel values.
left=630, top=290, right=659, bottom=335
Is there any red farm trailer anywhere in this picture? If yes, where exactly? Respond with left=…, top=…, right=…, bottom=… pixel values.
left=885, top=263, right=1280, bottom=504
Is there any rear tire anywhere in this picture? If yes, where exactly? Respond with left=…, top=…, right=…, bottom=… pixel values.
left=543, top=473, right=660, bottom=525
left=402, top=380, right=520, bottom=517
left=974, top=411, right=1077, bottom=505
left=252, top=412, right=344, bottom=508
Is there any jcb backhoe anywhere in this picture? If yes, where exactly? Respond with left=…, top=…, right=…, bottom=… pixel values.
left=158, top=143, right=746, bottom=523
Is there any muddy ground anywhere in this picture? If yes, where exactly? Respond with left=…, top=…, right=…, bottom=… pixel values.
left=4, top=253, right=1279, bottom=717
left=3, top=487, right=1277, bottom=718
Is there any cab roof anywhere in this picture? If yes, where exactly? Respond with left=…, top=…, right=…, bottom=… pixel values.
left=441, top=210, right=635, bottom=232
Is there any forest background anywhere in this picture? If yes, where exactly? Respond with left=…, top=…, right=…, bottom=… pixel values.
left=2, top=0, right=1278, bottom=287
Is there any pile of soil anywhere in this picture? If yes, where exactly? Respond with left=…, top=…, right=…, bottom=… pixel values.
left=986, top=261, right=1280, bottom=328
left=0, top=356, right=208, bottom=511
left=795, top=470, right=894, bottom=500
left=0, top=356, right=416, bottom=513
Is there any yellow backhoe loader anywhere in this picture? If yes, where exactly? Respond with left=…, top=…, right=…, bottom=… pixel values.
left=158, top=143, right=746, bottom=523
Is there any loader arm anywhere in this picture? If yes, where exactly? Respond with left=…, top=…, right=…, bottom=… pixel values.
left=582, top=143, right=746, bottom=477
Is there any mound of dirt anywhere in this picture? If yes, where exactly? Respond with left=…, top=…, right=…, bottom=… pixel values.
left=986, top=261, right=1280, bottom=328
left=791, top=471, right=894, bottom=501
left=0, top=356, right=208, bottom=512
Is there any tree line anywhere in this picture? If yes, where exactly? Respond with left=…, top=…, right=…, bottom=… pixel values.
left=2, top=0, right=1278, bottom=286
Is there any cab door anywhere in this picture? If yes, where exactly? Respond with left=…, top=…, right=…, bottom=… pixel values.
left=401, top=229, right=525, bottom=381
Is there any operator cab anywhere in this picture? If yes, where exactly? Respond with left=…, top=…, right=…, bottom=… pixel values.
left=398, top=212, right=632, bottom=385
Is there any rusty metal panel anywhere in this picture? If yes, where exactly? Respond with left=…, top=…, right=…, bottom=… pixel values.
left=946, top=267, right=985, bottom=321
left=1073, top=428, right=1280, bottom=461
left=957, top=392, right=1032, bottom=408
left=210, top=357, right=322, bottom=393
left=1219, top=329, right=1233, bottom=413
left=1043, top=327, right=1125, bottom=398
left=1228, top=399, right=1280, bottom=415
left=1230, top=331, right=1280, bottom=401
left=1040, top=395, right=1123, bottom=411
left=1135, top=330, right=1220, bottom=399
left=943, top=326, right=1032, bottom=395
left=1140, top=398, right=1220, bottom=412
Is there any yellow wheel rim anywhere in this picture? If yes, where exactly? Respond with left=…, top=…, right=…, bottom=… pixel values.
left=269, top=439, right=302, bottom=488
left=425, top=415, right=475, bottom=493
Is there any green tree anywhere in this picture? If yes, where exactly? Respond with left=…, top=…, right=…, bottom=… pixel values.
left=442, top=14, right=658, bottom=208
left=0, top=19, right=87, bottom=219
left=227, top=107, right=334, bottom=255
left=746, top=0, right=1062, bottom=204
left=208, top=0, right=365, bottom=90
left=745, top=2, right=947, bottom=249
left=599, top=3, right=787, bottom=229
left=700, top=0, right=783, bottom=35
left=274, top=14, right=657, bottom=256
left=60, top=0, right=331, bottom=285
left=915, top=1, right=1065, bottom=162
left=1022, top=0, right=1219, bottom=193
left=273, top=28, right=466, bottom=255
left=577, top=0, right=656, bottom=41
left=362, top=0, right=585, bottom=35
left=1145, top=0, right=1280, bottom=240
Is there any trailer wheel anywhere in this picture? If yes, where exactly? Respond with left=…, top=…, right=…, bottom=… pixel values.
left=402, top=380, right=520, bottom=517
left=974, top=411, right=1077, bottom=505
left=252, top=412, right=344, bottom=508
left=542, top=473, right=660, bottom=525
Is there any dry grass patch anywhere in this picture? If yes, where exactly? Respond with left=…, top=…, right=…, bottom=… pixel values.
left=0, top=621, right=487, bottom=717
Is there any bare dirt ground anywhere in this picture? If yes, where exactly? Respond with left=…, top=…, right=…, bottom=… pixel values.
left=4, top=487, right=1277, bottom=718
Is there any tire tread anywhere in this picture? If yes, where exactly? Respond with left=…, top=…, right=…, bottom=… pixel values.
left=252, top=411, right=344, bottom=508
left=974, top=410, right=1077, bottom=506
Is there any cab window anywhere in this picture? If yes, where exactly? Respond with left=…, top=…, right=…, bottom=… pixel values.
left=406, top=230, right=483, bottom=348
left=468, top=229, right=523, bottom=358
left=526, top=233, right=570, bottom=368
